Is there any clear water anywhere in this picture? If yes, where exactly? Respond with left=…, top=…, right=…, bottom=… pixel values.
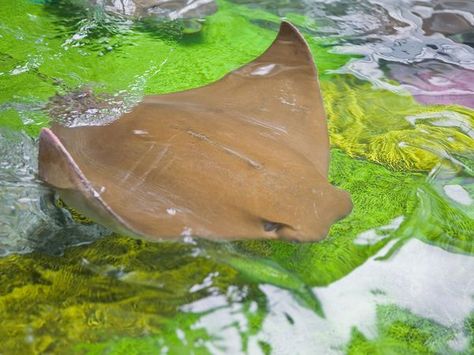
left=0, top=0, right=473, bottom=353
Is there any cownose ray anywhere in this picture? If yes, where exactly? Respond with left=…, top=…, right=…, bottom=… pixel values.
left=38, top=21, right=352, bottom=242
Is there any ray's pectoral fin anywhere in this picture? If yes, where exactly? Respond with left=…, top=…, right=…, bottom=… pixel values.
left=38, top=128, right=140, bottom=237
left=249, top=21, right=319, bottom=72
left=229, top=21, right=330, bottom=178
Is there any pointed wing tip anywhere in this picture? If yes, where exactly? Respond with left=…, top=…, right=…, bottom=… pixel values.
left=250, top=20, right=315, bottom=70
left=269, top=21, right=316, bottom=70
left=279, top=20, right=297, bottom=33
left=277, top=21, right=305, bottom=42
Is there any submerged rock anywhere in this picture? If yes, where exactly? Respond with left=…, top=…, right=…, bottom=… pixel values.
left=386, top=60, right=474, bottom=109
left=97, top=0, right=218, bottom=33
left=98, top=0, right=218, bottom=20
left=45, top=0, right=218, bottom=35
left=415, top=0, right=474, bottom=45
left=422, top=11, right=473, bottom=37
left=46, top=88, right=126, bottom=127
left=232, top=0, right=408, bottom=38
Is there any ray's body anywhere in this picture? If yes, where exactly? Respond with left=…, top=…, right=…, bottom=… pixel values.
left=39, top=22, right=352, bottom=242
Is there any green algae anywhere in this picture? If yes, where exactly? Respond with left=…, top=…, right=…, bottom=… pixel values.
left=0, top=149, right=460, bottom=354
left=323, top=76, right=474, bottom=172
left=347, top=305, right=461, bottom=355
left=392, top=183, right=474, bottom=256
left=55, top=198, right=95, bottom=224
left=76, top=330, right=212, bottom=355
left=0, top=236, right=251, bottom=353
left=377, top=167, right=474, bottom=259
left=213, top=251, right=324, bottom=316
left=16, top=151, right=467, bottom=353
left=0, top=0, right=473, bottom=354
left=0, top=0, right=355, bottom=136
left=0, top=147, right=466, bottom=353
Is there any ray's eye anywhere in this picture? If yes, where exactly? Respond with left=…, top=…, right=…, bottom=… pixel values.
left=262, top=220, right=283, bottom=232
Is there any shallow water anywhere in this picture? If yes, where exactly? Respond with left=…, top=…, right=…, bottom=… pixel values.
left=0, top=0, right=473, bottom=353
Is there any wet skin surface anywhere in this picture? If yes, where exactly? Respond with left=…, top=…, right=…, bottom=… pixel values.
left=39, top=22, right=352, bottom=242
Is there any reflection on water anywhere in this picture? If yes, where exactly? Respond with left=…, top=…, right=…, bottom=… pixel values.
left=260, top=239, right=474, bottom=354
left=0, top=0, right=473, bottom=353
left=169, top=239, right=474, bottom=354
left=300, top=0, right=474, bottom=100
left=386, top=60, right=474, bottom=109
left=315, top=239, right=473, bottom=350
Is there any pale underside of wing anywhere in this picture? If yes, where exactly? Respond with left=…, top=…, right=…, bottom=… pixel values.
left=38, top=21, right=352, bottom=242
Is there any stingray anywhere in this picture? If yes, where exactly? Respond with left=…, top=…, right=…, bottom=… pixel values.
left=422, top=12, right=473, bottom=36
left=97, top=0, right=217, bottom=19
left=38, top=21, right=352, bottom=242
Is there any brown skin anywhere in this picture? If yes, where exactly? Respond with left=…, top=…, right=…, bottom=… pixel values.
left=421, top=0, right=474, bottom=36
left=38, top=22, right=352, bottom=242
left=423, top=12, right=473, bottom=36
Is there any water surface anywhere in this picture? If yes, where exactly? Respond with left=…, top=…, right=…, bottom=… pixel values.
left=0, top=0, right=473, bottom=353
